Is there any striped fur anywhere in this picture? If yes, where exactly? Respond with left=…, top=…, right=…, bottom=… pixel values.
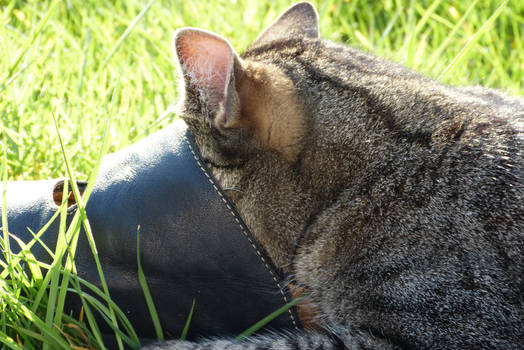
left=144, top=2, right=523, bottom=349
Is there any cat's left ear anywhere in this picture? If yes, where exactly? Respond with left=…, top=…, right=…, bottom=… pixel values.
left=174, top=28, right=242, bottom=128
left=174, top=27, right=306, bottom=162
left=251, top=2, right=319, bottom=47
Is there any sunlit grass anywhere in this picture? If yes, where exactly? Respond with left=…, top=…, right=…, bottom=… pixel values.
left=1, top=0, right=522, bottom=180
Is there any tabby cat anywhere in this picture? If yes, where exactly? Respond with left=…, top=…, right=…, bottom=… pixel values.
left=144, top=2, right=523, bottom=349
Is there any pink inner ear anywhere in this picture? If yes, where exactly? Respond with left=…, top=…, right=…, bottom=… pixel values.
left=176, top=30, right=232, bottom=104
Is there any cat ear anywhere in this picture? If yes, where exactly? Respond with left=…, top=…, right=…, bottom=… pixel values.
left=174, top=27, right=306, bottom=162
left=252, top=2, right=319, bottom=47
left=174, top=28, right=241, bottom=126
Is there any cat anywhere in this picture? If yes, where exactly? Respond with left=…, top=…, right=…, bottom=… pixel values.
left=143, top=2, right=523, bottom=349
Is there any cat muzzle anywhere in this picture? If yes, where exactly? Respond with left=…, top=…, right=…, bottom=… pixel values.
left=0, top=120, right=301, bottom=344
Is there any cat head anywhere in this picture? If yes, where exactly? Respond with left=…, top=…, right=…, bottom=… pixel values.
left=173, top=2, right=319, bottom=166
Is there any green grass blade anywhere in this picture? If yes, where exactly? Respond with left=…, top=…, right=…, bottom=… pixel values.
left=71, top=277, right=139, bottom=345
left=413, top=0, right=444, bottom=35
left=0, top=330, right=23, bottom=350
left=30, top=214, right=80, bottom=313
left=1, top=133, right=11, bottom=271
left=235, top=296, right=305, bottom=341
left=78, top=78, right=116, bottom=203
left=376, top=6, right=402, bottom=49
left=101, top=0, right=156, bottom=70
left=67, top=277, right=107, bottom=350
left=180, top=299, right=195, bottom=340
left=4, top=0, right=60, bottom=80
left=26, top=226, right=56, bottom=260
left=43, top=178, right=72, bottom=350
left=0, top=60, right=34, bottom=93
left=4, top=292, right=71, bottom=349
left=51, top=112, right=121, bottom=349
left=7, top=326, right=46, bottom=343
left=76, top=292, right=139, bottom=348
left=6, top=234, right=43, bottom=281
left=137, top=225, right=164, bottom=341
left=78, top=28, right=92, bottom=95
left=0, top=208, right=62, bottom=281
left=439, top=0, right=509, bottom=80
left=428, top=0, right=480, bottom=74
left=53, top=180, right=73, bottom=327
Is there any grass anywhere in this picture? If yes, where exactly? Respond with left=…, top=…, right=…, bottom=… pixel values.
left=0, top=0, right=523, bottom=348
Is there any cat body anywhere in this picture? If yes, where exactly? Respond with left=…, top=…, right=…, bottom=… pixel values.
left=145, top=3, right=523, bottom=349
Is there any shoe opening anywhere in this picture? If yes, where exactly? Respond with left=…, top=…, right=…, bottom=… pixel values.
left=53, top=180, right=87, bottom=207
